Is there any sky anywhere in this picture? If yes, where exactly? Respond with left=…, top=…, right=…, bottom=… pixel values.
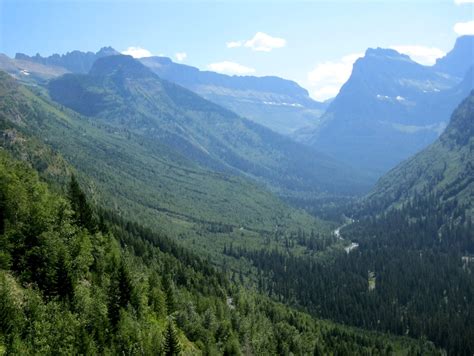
left=0, top=0, right=473, bottom=100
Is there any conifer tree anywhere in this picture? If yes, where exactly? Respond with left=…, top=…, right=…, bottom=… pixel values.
left=162, top=319, right=181, bottom=356
left=0, top=189, right=5, bottom=236
left=108, top=261, right=133, bottom=327
left=162, top=275, right=176, bottom=315
left=67, top=175, right=96, bottom=232
left=55, top=250, right=73, bottom=300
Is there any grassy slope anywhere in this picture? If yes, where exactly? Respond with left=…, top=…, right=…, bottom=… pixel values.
left=0, top=71, right=331, bottom=260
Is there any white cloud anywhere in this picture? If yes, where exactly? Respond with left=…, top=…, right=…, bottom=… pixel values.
left=121, top=46, right=152, bottom=58
left=244, top=32, right=286, bottom=52
left=454, top=20, right=474, bottom=35
left=206, top=61, right=255, bottom=75
left=175, top=52, right=187, bottom=62
left=454, top=0, right=474, bottom=4
left=227, top=32, right=286, bottom=52
left=390, top=45, right=445, bottom=65
left=226, top=41, right=243, bottom=48
left=307, top=53, right=363, bottom=101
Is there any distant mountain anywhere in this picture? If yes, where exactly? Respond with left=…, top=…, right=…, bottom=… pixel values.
left=296, top=36, right=474, bottom=176
left=366, top=91, right=474, bottom=217
left=15, top=46, right=118, bottom=73
left=434, top=35, right=474, bottom=78
left=140, top=56, right=328, bottom=135
left=0, top=53, right=69, bottom=84
left=48, top=55, right=368, bottom=196
left=2, top=47, right=327, bottom=135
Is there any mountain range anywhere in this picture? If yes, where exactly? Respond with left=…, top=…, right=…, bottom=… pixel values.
left=3, top=36, right=472, bottom=179
left=15, top=46, right=119, bottom=73
left=295, top=35, right=474, bottom=176
left=47, top=54, right=367, bottom=196
left=8, top=47, right=327, bottom=136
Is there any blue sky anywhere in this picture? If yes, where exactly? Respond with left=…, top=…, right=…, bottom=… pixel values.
left=1, top=0, right=472, bottom=100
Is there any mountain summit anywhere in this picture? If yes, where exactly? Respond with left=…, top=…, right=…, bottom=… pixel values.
left=15, top=46, right=119, bottom=73
left=89, top=54, right=153, bottom=78
left=434, top=35, right=474, bottom=78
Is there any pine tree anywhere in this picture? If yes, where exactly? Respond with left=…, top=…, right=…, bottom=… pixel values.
left=162, top=319, right=181, bottom=355
left=55, top=250, right=73, bottom=300
left=313, top=342, right=324, bottom=356
left=67, top=175, right=96, bottom=232
left=108, top=261, right=133, bottom=327
left=162, top=275, right=176, bottom=315
left=0, top=189, right=5, bottom=236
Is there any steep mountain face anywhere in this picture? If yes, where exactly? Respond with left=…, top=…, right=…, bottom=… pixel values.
left=14, top=46, right=118, bottom=73
left=48, top=55, right=369, bottom=195
left=297, top=37, right=473, bottom=176
left=434, top=35, right=474, bottom=78
left=140, top=56, right=327, bottom=135
left=366, top=91, right=474, bottom=217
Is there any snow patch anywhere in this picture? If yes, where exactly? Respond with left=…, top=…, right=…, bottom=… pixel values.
left=263, top=101, right=303, bottom=108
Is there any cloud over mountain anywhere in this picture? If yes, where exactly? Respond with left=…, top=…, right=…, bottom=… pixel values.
left=390, top=45, right=445, bottom=65
left=175, top=52, right=187, bottom=61
left=207, top=61, right=256, bottom=75
left=227, top=32, right=286, bottom=52
left=307, top=53, right=362, bottom=100
left=454, top=21, right=474, bottom=35
left=121, top=46, right=153, bottom=58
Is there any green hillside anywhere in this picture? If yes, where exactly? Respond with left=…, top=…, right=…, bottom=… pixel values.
left=0, top=70, right=332, bottom=262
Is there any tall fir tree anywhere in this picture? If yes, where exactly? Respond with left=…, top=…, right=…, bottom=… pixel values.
left=162, top=319, right=181, bottom=356
left=67, top=175, right=96, bottom=233
left=162, top=275, right=176, bottom=315
left=55, top=249, right=73, bottom=300
left=108, top=261, right=133, bottom=327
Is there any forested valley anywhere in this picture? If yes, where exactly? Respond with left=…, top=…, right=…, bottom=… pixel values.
left=0, top=150, right=437, bottom=354
left=225, top=192, right=474, bottom=354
